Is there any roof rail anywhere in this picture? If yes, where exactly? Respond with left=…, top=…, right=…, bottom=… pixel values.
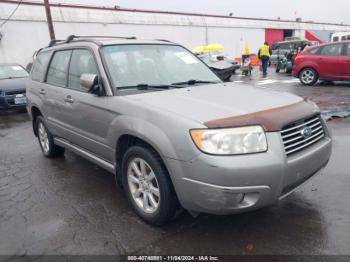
left=47, top=39, right=65, bottom=47
left=154, top=39, right=173, bottom=43
left=66, top=35, right=137, bottom=42
left=47, top=35, right=137, bottom=48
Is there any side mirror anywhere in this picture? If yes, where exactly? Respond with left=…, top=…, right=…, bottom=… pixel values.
left=80, top=73, right=100, bottom=93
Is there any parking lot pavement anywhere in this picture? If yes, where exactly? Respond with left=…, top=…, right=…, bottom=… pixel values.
left=1, top=77, right=350, bottom=256
left=231, top=69, right=350, bottom=114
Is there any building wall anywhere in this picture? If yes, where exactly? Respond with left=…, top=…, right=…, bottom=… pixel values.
left=1, top=1, right=350, bottom=66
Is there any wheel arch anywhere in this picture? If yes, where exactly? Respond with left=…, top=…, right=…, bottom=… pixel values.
left=31, top=106, right=42, bottom=137
left=115, top=133, right=177, bottom=198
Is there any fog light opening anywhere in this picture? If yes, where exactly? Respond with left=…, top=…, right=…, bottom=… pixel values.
left=237, top=193, right=245, bottom=204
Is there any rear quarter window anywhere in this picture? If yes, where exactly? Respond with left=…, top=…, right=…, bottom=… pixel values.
left=31, top=51, right=52, bottom=82
left=307, top=47, right=320, bottom=55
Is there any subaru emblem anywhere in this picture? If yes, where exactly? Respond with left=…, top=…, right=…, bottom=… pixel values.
left=301, top=127, right=313, bottom=138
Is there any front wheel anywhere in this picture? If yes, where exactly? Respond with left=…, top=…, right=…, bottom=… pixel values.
left=299, top=68, right=318, bottom=86
left=36, top=116, right=65, bottom=158
left=122, top=146, right=177, bottom=226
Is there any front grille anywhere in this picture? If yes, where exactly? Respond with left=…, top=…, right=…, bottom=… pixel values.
left=281, top=115, right=325, bottom=156
left=5, top=89, right=25, bottom=96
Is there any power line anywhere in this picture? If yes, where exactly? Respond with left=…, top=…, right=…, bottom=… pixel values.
left=0, top=0, right=23, bottom=28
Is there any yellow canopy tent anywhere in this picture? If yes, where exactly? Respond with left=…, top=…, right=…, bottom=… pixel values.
left=205, top=43, right=225, bottom=52
left=192, top=44, right=225, bottom=53
left=192, top=46, right=208, bottom=53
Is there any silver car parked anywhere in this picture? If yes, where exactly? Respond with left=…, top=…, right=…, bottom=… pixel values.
left=27, top=36, right=332, bottom=225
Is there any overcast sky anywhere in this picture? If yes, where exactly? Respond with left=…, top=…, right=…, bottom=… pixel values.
left=42, top=0, right=348, bottom=25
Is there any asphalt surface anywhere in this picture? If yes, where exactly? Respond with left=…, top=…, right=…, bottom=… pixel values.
left=0, top=70, right=350, bottom=257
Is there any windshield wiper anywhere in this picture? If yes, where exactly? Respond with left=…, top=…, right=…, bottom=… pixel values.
left=118, top=84, right=178, bottom=90
left=171, top=80, right=220, bottom=86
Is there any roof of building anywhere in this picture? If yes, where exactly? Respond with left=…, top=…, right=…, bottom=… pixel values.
left=0, top=0, right=349, bottom=27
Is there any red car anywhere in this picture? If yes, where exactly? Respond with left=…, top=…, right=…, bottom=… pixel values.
left=293, top=41, right=350, bottom=85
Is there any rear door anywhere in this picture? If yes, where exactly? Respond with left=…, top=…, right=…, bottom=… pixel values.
left=44, top=49, right=72, bottom=137
left=59, top=48, right=115, bottom=162
left=317, top=43, right=343, bottom=79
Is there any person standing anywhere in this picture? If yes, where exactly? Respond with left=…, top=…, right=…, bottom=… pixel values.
left=258, top=42, right=272, bottom=76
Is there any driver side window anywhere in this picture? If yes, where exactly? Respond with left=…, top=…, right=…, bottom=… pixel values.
left=68, top=49, right=98, bottom=91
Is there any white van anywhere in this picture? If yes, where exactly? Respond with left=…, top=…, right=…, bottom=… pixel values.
left=331, top=32, right=350, bottom=42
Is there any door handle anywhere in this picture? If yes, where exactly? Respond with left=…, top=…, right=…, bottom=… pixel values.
left=64, top=96, right=74, bottom=103
left=39, top=89, right=46, bottom=95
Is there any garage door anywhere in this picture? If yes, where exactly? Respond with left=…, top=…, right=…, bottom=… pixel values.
left=265, top=29, right=284, bottom=45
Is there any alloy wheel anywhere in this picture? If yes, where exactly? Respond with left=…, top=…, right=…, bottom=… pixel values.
left=127, top=157, right=160, bottom=214
left=38, top=122, right=50, bottom=154
left=301, top=69, right=315, bottom=84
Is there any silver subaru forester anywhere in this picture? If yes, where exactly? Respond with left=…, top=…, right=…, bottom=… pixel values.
left=27, top=36, right=332, bottom=225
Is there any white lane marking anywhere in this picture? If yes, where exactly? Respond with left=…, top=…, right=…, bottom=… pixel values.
left=256, top=80, right=278, bottom=86
left=281, top=79, right=300, bottom=83
left=233, top=80, right=244, bottom=83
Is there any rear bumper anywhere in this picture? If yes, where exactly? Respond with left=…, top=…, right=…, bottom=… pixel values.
left=166, top=122, right=332, bottom=214
left=292, top=69, right=299, bottom=78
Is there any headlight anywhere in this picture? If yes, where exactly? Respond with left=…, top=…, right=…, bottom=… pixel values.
left=190, top=126, right=267, bottom=155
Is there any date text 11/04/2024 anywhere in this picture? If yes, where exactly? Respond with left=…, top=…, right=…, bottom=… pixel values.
left=127, top=256, right=220, bottom=261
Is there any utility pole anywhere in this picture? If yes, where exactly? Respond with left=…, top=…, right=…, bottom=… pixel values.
left=44, top=0, right=55, bottom=40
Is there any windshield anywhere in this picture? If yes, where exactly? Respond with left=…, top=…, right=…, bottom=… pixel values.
left=0, top=65, right=28, bottom=80
left=102, top=44, right=220, bottom=89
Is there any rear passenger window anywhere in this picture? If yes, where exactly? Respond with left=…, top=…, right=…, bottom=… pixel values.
left=46, top=50, right=72, bottom=87
left=320, top=45, right=342, bottom=56
left=31, top=52, right=51, bottom=82
left=68, top=49, right=98, bottom=90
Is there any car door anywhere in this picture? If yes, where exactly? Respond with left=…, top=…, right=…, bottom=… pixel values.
left=43, top=49, right=72, bottom=138
left=317, top=43, right=343, bottom=79
left=58, top=48, right=115, bottom=162
left=341, top=43, right=350, bottom=79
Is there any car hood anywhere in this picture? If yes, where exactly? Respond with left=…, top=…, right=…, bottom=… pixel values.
left=0, top=77, right=28, bottom=92
left=125, top=83, right=303, bottom=124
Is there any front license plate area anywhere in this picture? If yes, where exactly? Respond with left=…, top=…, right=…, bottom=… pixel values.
left=14, top=95, right=27, bottom=105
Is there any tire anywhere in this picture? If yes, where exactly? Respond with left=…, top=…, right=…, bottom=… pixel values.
left=35, top=116, right=65, bottom=158
left=299, top=68, right=318, bottom=86
left=122, top=145, right=177, bottom=226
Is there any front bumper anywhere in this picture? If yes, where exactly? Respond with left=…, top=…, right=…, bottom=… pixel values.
left=0, top=93, right=27, bottom=110
left=166, top=122, right=332, bottom=214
